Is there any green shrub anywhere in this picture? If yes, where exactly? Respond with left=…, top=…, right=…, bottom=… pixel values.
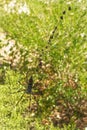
left=0, top=0, right=87, bottom=129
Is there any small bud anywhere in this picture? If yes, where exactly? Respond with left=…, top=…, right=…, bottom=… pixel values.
left=63, top=11, right=66, bottom=15
left=60, top=16, right=63, bottom=20
left=68, top=6, right=71, bottom=11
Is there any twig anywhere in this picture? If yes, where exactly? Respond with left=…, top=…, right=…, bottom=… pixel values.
left=48, top=26, right=57, bottom=44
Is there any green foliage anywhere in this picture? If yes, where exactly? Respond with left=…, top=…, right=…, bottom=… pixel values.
left=0, top=0, right=87, bottom=130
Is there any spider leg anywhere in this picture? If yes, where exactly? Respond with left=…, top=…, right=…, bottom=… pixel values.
left=11, top=89, right=25, bottom=94
left=29, top=94, right=32, bottom=111
left=15, top=93, right=25, bottom=106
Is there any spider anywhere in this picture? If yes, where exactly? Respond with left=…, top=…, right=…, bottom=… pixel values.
left=13, top=75, right=42, bottom=113
left=15, top=75, right=33, bottom=105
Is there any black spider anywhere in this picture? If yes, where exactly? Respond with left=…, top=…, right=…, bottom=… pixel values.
left=26, top=76, right=33, bottom=94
